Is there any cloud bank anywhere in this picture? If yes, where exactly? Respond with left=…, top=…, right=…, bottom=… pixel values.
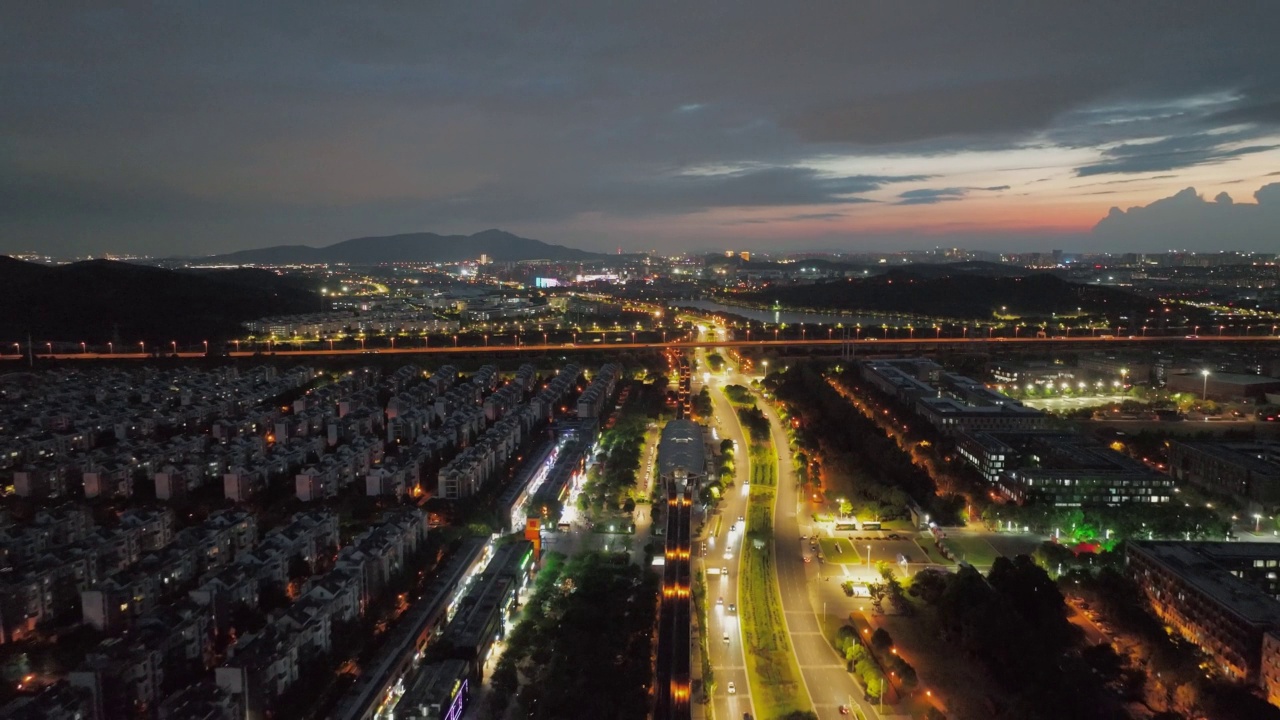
left=1092, top=183, right=1280, bottom=252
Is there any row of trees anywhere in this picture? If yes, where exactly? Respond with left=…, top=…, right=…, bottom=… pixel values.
left=1067, top=566, right=1280, bottom=720
left=488, top=551, right=659, bottom=720
left=772, top=363, right=964, bottom=522
left=981, top=501, right=1229, bottom=545
left=905, top=555, right=1132, bottom=720
left=577, top=379, right=663, bottom=520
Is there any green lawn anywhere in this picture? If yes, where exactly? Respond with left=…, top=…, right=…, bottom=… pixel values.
left=942, top=536, right=1001, bottom=567
left=819, top=536, right=861, bottom=564
left=914, top=539, right=952, bottom=566
left=739, top=463, right=811, bottom=718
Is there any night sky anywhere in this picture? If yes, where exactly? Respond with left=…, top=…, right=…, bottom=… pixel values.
left=3, top=2, right=1280, bottom=257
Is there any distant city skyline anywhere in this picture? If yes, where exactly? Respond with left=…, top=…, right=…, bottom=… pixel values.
left=3, top=3, right=1280, bottom=257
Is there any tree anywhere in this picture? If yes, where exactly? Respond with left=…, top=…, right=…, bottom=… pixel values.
left=909, top=569, right=948, bottom=605
left=1081, top=643, right=1124, bottom=686
left=838, top=498, right=853, bottom=517
left=870, top=627, right=894, bottom=653
left=867, top=582, right=886, bottom=614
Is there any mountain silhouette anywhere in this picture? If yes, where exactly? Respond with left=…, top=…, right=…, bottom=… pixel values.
left=206, top=229, right=601, bottom=264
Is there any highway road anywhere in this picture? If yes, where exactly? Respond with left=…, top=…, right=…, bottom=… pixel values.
left=695, top=343, right=873, bottom=720
left=4, top=333, right=1277, bottom=362
left=757, top=386, right=878, bottom=720
left=698, top=367, right=755, bottom=720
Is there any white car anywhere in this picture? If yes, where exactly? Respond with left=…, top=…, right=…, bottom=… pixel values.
left=727, top=681, right=736, bottom=694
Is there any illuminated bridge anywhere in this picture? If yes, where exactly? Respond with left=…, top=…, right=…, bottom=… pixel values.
left=654, top=482, right=692, bottom=720
left=5, top=334, right=1280, bottom=363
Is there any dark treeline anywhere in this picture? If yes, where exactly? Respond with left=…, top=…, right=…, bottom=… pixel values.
left=909, top=557, right=1129, bottom=720
left=0, top=256, right=321, bottom=342
left=488, top=551, right=658, bottom=720
left=772, top=363, right=965, bottom=522
left=743, top=272, right=1164, bottom=323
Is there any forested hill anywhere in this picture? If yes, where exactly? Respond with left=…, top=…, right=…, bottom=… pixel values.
left=0, top=256, right=321, bottom=343
left=740, top=272, right=1159, bottom=320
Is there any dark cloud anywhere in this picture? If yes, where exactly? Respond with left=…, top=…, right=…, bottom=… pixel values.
left=786, top=212, right=846, bottom=221
left=897, top=188, right=969, bottom=205
left=1092, top=183, right=1280, bottom=251
left=407, top=168, right=915, bottom=226
left=1206, top=95, right=1280, bottom=126
left=895, top=185, right=1008, bottom=205
left=1075, top=132, right=1280, bottom=176
left=788, top=77, right=1105, bottom=146
left=1071, top=175, right=1177, bottom=188
left=1, top=2, right=1279, bottom=254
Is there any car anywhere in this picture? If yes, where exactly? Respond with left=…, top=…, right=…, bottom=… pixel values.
left=738, top=515, right=744, bottom=524
left=723, top=631, right=730, bottom=642
left=724, top=550, right=733, bottom=559
left=721, top=566, right=729, bottom=576
left=803, top=555, right=812, bottom=563
left=717, top=596, right=724, bottom=606
left=839, top=705, right=850, bottom=715
left=728, top=603, right=736, bottom=613
left=727, top=681, right=736, bottom=694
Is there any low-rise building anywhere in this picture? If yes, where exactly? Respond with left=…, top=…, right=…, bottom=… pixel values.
left=1128, top=541, right=1280, bottom=688
left=1168, top=440, right=1280, bottom=511
left=960, top=431, right=1174, bottom=506
left=1166, top=372, right=1280, bottom=403
left=861, top=359, right=1048, bottom=437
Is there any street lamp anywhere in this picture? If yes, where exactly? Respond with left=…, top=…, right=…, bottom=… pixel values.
left=1256, top=514, right=1263, bottom=533
left=1201, top=369, right=1211, bottom=400
left=867, top=545, right=872, bottom=567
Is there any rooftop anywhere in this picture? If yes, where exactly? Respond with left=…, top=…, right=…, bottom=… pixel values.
left=657, top=419, right=705, bottom=477
left=1129, top=541, right=1280, bottom=627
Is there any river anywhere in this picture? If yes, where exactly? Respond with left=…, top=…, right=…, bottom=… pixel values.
left=677, top=299, right=922, bottom=328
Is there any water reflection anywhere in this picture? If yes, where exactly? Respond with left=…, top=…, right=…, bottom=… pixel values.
left=678, top=299, right=919, bottom=328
